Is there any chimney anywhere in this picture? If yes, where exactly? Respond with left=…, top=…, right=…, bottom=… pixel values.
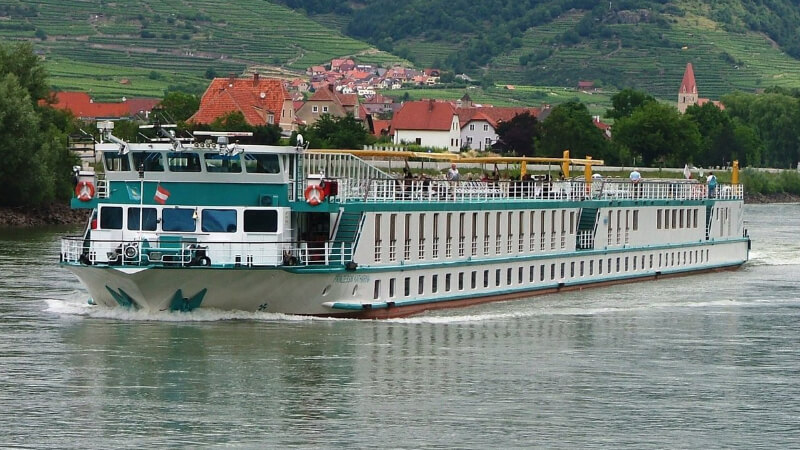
left=228, top=73, right=236, bottom=88
left=253, top=72, right=259, bottom=84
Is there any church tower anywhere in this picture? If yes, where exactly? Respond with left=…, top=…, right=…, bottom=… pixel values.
left=677, top=62, right=698, bottom=113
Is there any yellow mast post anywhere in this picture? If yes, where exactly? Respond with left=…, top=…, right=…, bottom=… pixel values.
left=584, top=156, right=593, bottom=184
left=561, top=150, right=570, bottom=178
left=732, top=160, right=739, bottom=185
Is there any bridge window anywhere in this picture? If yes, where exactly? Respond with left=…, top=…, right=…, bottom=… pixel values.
left=168, top=152, right=201, bottom=172
left=244, top=210, right=278, bottom=233
left=127, top=207, right=157, bottom=231
left=244, top=154, right=281, bottom=174
left=100, top=206, right=122, bottom=230
left=162, top=208, right=196, bottom=232
left=104, top=153, right=131, bottom=171
left=132, top=152, right=164, bottom=172
left=204, top=154, right=242, bottom=173
left=202, top=209, right=237, bottom=232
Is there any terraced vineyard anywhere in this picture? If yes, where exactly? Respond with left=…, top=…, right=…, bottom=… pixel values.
left=5, top=0, right=402, bottom=97
left=489, top=10, right=800, bottom=100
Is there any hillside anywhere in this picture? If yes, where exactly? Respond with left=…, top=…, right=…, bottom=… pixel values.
left=0, top=0, right=403, bottom=99
left=4, top=0, right=800, bottom=101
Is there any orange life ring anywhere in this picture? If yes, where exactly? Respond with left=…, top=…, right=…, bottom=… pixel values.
left=304, top=184, right=325, bottom=206
left=75, top=181, right=95, bottom=202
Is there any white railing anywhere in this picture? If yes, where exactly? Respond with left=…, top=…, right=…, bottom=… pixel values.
left=343, top=179, right=743, bottom=203
left=60, top=236, right=354, bottom=267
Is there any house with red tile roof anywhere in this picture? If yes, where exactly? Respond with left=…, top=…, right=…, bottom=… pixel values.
left=677, top=62, right=723, bottom=113
left=188, top=74, right=295, bottom=130
left=47, top=92, right=160, bottom=120
left=391, top=100, right=461, bottom=152
left=295, top=84, right=361, bottom=125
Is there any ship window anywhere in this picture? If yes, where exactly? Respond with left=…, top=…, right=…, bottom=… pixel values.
left=550, top=264, right=555, bottom=280
left=244, top=210, right=278, bottom=232
left=432, top=275, right=438, bottom=293
left=560, top=263, right=565, bottom=279
left=507, top=268, right=512, bottom=285
left=471, top=271, right=476, bottom=289
left=168, top=152, right=202, bottom=172
left=132, top=152, right=164, bottom=172
left=389, top=279, right=395, bottom=297
left=540, top=265, right=545, bottom=281
left=244, top=154, right=281, bottom=173
left=204, top=154, right=242, bottom=173
left=530, top=265, right=535, bottom=282
left=100, top=206, right=123, bottom=230
left=445, top=274, right=451, bottom=291
left=633, top=210, right=639, bottom=231
left=202, top=209, right=237, bottom=232
left=570, top=262, right=575, bottom=277
left=374, top=280, right=381, bottom=299
left=484, top=270, right=489, bottom=288
left=458, top=272, right=464, bottom=290
left=162, top=208, right=196, bottom=232
left=404, top=277, right=410, bottom=296
left=104, top=153, right=131, bottom=171
left=518, top=267, right=523, bottom=283
left=418, top=276, right=424, bottom=295
left=657, top=209, right=662, bottom=229
left=127, top=207, right=157, bottom=231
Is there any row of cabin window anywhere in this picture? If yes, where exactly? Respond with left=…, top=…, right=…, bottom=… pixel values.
left=104, top=152, right=281, bottom=174
left=656, top=208, right=700, bottom=230
left=373, top=249, right=710, bottom=299
left=374, top=210, right=575, bottom=262
left=98, top=206, right=278, bottom=233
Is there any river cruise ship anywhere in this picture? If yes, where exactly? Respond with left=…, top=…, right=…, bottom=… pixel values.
left=61, top=129, right=750, bottom=318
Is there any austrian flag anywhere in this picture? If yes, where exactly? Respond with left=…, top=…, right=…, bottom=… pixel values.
left=154, top=184, right=170, bottom=204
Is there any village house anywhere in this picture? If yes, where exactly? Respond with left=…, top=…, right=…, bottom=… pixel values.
left=295, top=84, right=362, bottom=125
left=677, top=62, right=724, bottom=113
left=188, top=74, right=296, bottom=131
left=391, top=100, right=461, bottom=152
left=362, top=93, right=398, bottom=116
left=47, top=92, right=160, bottom=121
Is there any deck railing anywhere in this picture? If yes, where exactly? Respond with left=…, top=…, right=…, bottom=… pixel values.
left=60, top=236, right=354, bottom=268
left=331, top=178, right=743, bottom=203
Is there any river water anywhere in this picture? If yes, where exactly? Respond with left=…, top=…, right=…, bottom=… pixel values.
left=1, top=204, right=798, bottom=449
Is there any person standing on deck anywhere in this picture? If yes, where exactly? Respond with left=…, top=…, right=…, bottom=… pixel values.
left=707, top=171, right=717, bottom=198
left=629, top=168, right=642, bottom=197
left=447, top=163, right=460, bottom=181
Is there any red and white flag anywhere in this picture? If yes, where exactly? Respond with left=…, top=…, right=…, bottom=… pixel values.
left=154, top=184, right=170, bottom=204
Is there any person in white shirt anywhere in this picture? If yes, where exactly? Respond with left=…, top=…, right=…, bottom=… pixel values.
left=447, top=163, right=460, bottom=181
left=630, top=168, right=642, bottom=197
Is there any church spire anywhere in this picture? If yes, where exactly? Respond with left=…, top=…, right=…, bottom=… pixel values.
left=679, top=62, right=697, bottom=95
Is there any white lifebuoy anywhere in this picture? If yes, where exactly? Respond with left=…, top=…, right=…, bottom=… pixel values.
left=75, top=181, right=95, bottom=202
left=304, top=184, right=325, bottom=206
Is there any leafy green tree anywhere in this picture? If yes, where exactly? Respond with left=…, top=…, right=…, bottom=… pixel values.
left=685, top=102, right=763, bottom=168
left=537, top=101, right=609, bottom=160
left=0, top=42, right=49, bottom=105
left=296, top=114, right=372, bottom=149
left=0, top=43, right=77, bottom=207
left=612, top=102, right=701, bottom=167
left=605, top=88, right=656, bottom=120
left=722, top=91, right=800, bottom=168
left=154, top=91, right=200, bottom=123
left=495, top=112, right=540, bottom=156
left=210, top=111, right=253, bottom=132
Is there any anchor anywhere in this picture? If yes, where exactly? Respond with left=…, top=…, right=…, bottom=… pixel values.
left=168, top=288, right=208, bottom=312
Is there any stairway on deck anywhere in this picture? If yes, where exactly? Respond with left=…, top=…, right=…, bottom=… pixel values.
left=576, top=207, right=599, bottom=250
left=329, top=210, right=364, bottom=263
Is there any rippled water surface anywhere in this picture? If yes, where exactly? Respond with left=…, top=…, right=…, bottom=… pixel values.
left=1, top=204, right=799, bottom=448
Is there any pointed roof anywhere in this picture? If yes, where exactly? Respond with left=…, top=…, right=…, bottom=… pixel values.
left=392, top=100, right=456, bottom=131
left=189, top=74, right=290, bottom=126
left=679, top=62, right=697, bottom=94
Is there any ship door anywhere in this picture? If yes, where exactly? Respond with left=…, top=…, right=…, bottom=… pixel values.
left=298, top=212, right=331, bottom=263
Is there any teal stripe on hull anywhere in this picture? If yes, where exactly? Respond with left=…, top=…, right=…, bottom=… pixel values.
left=326, top=260, right=747, bottom=311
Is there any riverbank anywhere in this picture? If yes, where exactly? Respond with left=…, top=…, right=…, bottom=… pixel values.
left=0, top=203, right=89, bottom=227
left=746, top=192, right=800, bottom=204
